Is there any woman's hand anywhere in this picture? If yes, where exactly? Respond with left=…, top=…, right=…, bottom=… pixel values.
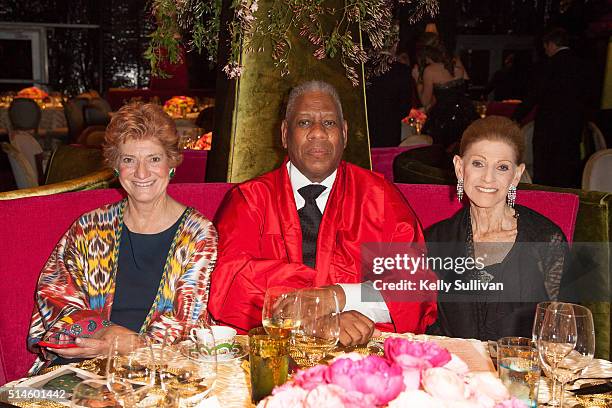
left=50, top=325, right=135, bottom=359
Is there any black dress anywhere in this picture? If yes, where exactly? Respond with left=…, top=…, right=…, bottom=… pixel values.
left=425, top=205, right=568, bottom=341
left=422, top=78, right=478, bottom=149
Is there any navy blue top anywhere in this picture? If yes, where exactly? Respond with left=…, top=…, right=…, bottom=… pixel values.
left=110, top=213, right=184, bottom=332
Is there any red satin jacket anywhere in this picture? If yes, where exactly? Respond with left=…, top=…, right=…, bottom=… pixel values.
left=208, top=160, right=437, bottom=333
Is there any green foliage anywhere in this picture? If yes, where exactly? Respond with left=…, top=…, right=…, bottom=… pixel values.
left=146, top=0, right=438, bottom=85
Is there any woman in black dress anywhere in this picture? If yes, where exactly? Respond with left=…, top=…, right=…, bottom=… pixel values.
left=425, top=117, right=568, bottom=341
left=413, top=34, right=478, bottom=150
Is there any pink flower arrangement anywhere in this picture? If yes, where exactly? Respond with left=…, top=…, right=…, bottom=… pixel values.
left=402, top=108, right=427, bottom=125
left=257, top=338, right=527, bottom=408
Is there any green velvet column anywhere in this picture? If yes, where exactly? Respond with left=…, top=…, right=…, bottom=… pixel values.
left=207, top=0, right=371, bottom=182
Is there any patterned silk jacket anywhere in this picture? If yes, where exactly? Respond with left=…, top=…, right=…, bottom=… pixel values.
left=27, top=200, right=217, bottom=374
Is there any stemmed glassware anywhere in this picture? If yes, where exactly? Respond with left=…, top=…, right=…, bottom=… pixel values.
left=159, top=319, right=218, bottom=407
left=293, top=288, right=341, bottom=365
left=537, top=303, right=595, bottom=408
left=537, top=302, right=577, bottom=407
left=262, top=286, right=301, bottom=339
left=533, top=301, right=562, bottom=405
left=106, top=333, right=157, bottom=406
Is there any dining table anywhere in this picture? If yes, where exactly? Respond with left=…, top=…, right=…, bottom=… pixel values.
left=1, top=333, right=610, bottom=408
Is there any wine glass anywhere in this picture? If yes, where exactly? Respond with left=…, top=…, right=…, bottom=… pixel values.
left=548, top=304, right=595, bottom=407
left=160, top=320, right=218, bottom=406
left=534, top=301, right=562, bottom=406
left=106, top=333, right=156, bottom=405
left=262, top=286, right=301, bottom=339
left=71, top=379, right=119, bottom=407
left=294, top=288, right=341, bottom=365
left=537, top=302, right=578, bottom=407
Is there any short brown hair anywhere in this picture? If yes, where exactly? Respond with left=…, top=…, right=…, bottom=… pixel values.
left=459, top=116, right=524, bottom=163
left=103, top=102, right=182, bottom=168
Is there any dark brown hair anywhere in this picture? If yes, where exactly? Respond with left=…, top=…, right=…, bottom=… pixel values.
left=415, top=32, right=454, bottom=80
left=460, top=116, right=525, bottom=163
left=103, top=102, right=182, bottom=168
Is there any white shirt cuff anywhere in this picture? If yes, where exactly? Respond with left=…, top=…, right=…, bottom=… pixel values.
left=336, top=282, right=391, bottom=323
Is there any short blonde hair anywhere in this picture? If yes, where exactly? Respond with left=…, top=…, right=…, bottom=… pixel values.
left=103, top=102, right=183, bottom=168
left=459, top=116, right=525, bottom=163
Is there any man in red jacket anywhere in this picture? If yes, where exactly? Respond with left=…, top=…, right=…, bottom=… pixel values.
left=208, top=80, right=436, bottom=345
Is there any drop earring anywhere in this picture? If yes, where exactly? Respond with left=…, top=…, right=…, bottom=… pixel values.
left=456, top=179, right=464, bottom=202
left=507, top=185, right=516, bottom=208
left=169, top=168, right=176, bottom=178
left=113, top=169, right=119, bottom=177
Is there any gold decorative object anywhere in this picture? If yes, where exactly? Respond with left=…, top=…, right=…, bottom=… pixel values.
left=575, top=393, right=612, bottom=407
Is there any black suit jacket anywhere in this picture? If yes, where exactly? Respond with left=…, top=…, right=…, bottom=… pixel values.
left=366, top=62, right=413, bottom=147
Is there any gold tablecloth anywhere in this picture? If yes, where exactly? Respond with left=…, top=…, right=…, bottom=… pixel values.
left=3, top=333, right=611, bottom=407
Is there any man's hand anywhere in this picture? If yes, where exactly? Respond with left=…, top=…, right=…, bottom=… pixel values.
left=338, top=311, right=381, bottom=347
left=323, top=285, right=346, bottom=310
left=51, top=325, right=134, bottom=359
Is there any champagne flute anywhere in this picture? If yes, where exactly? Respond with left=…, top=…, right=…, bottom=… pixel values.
left=537, top=302, right=578, bottom=407
left=294, top=288, right=340, bottom=365
left=549, top=304, right=595, bottom=407
left=262, top=286, right=301, bottom=339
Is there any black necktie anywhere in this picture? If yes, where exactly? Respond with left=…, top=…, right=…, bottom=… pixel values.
left=298, top=184, right=326, bottom=268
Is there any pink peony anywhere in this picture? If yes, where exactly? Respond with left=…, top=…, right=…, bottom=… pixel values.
left=301, top=384, right=376, bottom=408
left=494, top=397, right=528, bottom=408
left=292, top=365, right=328, bottom=390
left=422, top=367, right=467, bottom=401
left=467, top=372, right=510, bottom=402
left=388, top=389, right=442, bottom=407
left=256, top=385, right=307, bottom=407
left=385, top=338, right=451, bottom=371
left=402, top=367, right=421, bottom=390
left=443, top=353, right=470, bottom=374
left=325, top=355, right=405, bottom=405
left=303, top=384, right=347, bottom=407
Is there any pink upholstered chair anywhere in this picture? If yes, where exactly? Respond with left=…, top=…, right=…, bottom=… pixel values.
left=172, top=150, right=208, bottom=184
left=396, top=184, right=579, bottom=244
left=0, top=183, right=232, bottom=384
left=0, top=183, right=578, bottom=384
left=371, top=146, right=427, bottom=182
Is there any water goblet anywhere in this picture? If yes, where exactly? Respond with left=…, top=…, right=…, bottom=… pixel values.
left=294, top=288, right=340, bottom=365
left=262, top=286, right=301, bottom=339
left=106, top=333, right=156, bottom=405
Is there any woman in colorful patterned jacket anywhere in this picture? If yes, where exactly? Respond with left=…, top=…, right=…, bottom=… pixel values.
left=27, top=103, right=217, bottom=373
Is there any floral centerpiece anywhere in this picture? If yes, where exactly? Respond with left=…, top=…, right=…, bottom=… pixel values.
left=163, top=96, right=195, bottom=117
left=257, top=338, right=526, bottom=407
left=402, top=108, right=428, bottom=135
left=193, top=132, right=212, bottom=150
left=17, top=86, right=48, bottom=100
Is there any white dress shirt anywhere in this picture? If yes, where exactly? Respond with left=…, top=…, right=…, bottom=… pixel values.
left=287, top=162, right=391, bottom=323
